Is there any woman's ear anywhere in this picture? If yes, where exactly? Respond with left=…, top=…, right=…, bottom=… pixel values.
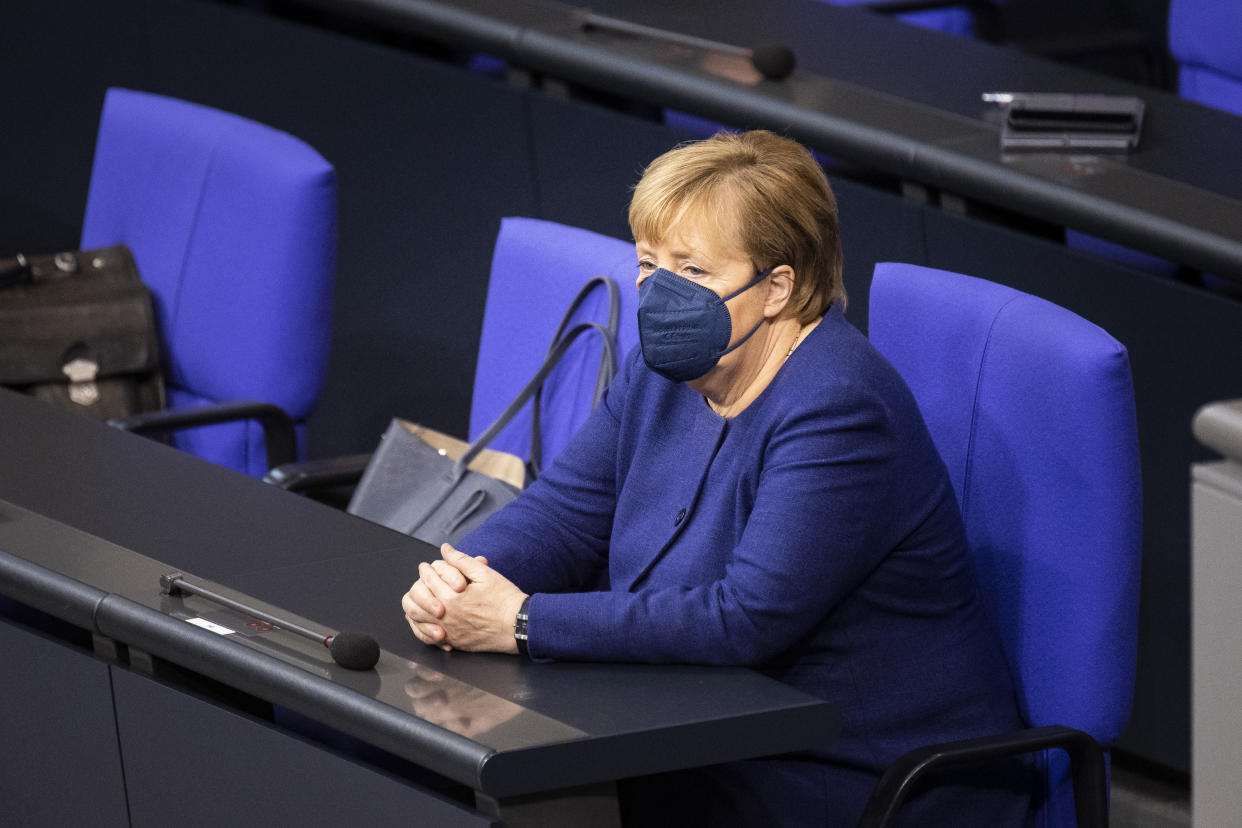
left=763, top=265, right=795, bottom=318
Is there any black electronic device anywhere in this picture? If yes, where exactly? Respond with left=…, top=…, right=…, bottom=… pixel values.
left=983, top=92, right=1145, bottom=151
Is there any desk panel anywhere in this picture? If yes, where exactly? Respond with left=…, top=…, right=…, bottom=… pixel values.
left=1192, top=458, right=1242, bottom=827
left=0, top=621, right=129, bottom=828
left=112, top=666, right=491, bottom=828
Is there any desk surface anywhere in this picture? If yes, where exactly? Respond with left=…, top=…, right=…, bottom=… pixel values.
left=303, top=0, right=1242, bottom=280
left=0, top=388, right=839, bottom=799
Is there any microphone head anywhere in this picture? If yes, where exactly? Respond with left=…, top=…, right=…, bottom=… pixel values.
left=751, top=43, right=796, bottom=81
left=327, top=632, right=381, bottom=670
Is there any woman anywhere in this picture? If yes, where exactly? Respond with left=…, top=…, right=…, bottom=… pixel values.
left=402, top=131, right=1028, bottom=826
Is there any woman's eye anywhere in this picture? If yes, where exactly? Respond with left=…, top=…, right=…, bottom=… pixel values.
left=683, top=265, right=705, bottom=277
left=637, top=260, right=655, bottom=272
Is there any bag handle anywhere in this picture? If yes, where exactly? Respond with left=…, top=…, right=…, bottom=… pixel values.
left=454, top=276, right=620, bottom=479
left=454, top=319, right=617, bottom=478
left=529, top=275, right=620, bottom=479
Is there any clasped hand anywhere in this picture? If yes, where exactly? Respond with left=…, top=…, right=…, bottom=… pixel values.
left=401, top=543, right=528, bottom=654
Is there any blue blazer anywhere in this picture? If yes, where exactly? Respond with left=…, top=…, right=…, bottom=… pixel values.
left=465, top=305, right=1028, bottom=826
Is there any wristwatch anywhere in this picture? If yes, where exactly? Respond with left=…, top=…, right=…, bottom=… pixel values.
left=514, top=596, right=531, bottom=656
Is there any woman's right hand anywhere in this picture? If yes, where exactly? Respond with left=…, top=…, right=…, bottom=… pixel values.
left=401, top=543, right=486, bottom=650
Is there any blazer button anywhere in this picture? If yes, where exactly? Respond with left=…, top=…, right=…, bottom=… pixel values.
left=674, top=507, right=686, bottom=526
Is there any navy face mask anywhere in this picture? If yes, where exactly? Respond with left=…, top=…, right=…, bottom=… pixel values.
left=637, top=266, right=773, bottom=383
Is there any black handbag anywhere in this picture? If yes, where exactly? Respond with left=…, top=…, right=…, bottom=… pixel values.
left=347, top=276, right=620, bottom=547
left=0, top=244, right=165, bottom=421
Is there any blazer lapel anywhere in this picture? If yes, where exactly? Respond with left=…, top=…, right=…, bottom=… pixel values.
left=615, top=399, right=729, bottom=592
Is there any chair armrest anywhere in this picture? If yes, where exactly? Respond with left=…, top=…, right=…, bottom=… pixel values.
left=263, top=453, right=373, bottom=494
left=856, top=724, right=1107, bottom=828
left=108, top=400, right=297, bottom=471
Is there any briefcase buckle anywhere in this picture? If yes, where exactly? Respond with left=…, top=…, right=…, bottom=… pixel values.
left=62, top=357, right=101, bottom=406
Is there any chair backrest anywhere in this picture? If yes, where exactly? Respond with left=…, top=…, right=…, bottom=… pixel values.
left=469, top=217, right=639, bottom=468
left=867, top=262, right=1141, bottom=744
left=816, top=0, right=994, bottom=38
left=80, top=88, right=336, bottom=477
left=1168, top=0, right=1242, bottom=116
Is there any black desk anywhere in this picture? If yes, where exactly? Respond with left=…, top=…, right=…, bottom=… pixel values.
left=0, top=388, right=838, bottom=826
left=304, top=0, right=1242, bottom=282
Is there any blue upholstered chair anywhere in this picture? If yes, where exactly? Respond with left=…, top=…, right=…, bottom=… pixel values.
left=861, top=263, right=1142, bottom=827
left=468, top=217, right=639, bottom=469
left=1168, top=0, right=1242, bottom=117
left=266, top=217, right=637, bottom=496
left=81, top=87, right=337, bottom=477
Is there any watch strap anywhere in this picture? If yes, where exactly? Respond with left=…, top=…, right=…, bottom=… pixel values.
left=514, top=595, right=531, bottom=657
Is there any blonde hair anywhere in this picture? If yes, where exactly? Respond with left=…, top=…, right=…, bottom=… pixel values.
left=628, top=130, right=844, bottom=320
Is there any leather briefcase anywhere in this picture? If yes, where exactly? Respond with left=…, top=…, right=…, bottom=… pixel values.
left=0, top=244, right=166, bottom=421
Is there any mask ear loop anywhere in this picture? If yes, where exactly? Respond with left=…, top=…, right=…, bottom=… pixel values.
left=720, top=266, right=776, bottom=302
left=718, top=267, right=776, bottom=358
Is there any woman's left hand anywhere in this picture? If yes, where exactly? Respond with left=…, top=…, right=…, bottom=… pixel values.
left=402, top=544, right=528, bottom=654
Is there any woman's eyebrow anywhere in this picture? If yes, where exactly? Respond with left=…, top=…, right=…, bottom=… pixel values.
left=669, top=245, right=711, bottom=261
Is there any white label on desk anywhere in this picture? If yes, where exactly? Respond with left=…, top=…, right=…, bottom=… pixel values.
left=185, top=616, right=236, bottom=636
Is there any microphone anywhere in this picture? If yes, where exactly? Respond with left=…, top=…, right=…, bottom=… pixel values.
left=159, top=572, right=381, bottom=671
left=750, top=43, right=797, bottom=83
left=578, top=13, right=797, bottom=81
